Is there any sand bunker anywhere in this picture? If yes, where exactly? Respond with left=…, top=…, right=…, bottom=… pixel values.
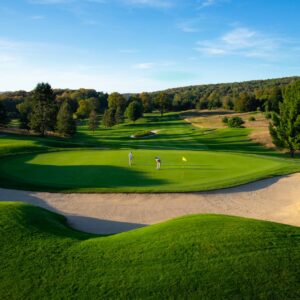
left=0, top=173, right=299, bottom=234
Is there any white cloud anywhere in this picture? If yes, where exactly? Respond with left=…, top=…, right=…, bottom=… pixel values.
left=29, top=0, right=173, bottom=7
left=198, top=0, right=229, bottom=9
left=122, top=0, right=172, bottom=7
left=133, top=62, right=155, bottom=69
left=196, top=27, right=281, bottom=59
left=200, top=0, right=216, bottom=7
left=177, top=21, right=198, bottom=33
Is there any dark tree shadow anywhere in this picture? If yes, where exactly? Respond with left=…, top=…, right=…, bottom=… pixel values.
left=0, top=153, right=168, bottom=191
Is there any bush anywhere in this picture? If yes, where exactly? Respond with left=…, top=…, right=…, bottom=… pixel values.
left=222, top=116, right=229, bottom=124
left=248, top=116, right=256, bottom=122
left=265, top=112, right=272, bottom=119
left=227, top=117, right=245, bottom=128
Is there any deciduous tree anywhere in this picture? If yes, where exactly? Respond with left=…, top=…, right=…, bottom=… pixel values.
left=88, top=110, right=99, bottom=134
left=126, top=101, right=143, bottom=122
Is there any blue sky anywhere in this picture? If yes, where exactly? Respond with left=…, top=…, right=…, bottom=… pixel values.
left=0, top=0, right=299, bottom=92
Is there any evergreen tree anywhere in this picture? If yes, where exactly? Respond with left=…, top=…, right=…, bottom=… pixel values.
left=56, top=101, right=76, bottom=137
left=0, top=101, right=9, bottom=127
left=115, top=106, right=124, bottom=125
left=88, top=110, right=99, bottom=134
left=102, top=108, right=116, bottom=128
left=126, top=101, right=143, bottom=122
left=269, top=80, right=300, bottom=157
left=29, top=83, right=57, bottom=136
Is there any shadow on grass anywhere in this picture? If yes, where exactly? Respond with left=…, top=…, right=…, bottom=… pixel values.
left=0, top=200, right=146, bottom=235
left=0, top=154, right=168, bottom=191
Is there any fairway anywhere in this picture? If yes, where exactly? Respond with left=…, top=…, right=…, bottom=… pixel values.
left=0, top=149, right=297, bottom=192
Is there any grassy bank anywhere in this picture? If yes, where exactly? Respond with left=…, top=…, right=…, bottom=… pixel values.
left=0, top=202, right=299, bottom=299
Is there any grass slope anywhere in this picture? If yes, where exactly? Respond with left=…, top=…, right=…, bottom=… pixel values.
left=0, top=202, right=299, bottom=299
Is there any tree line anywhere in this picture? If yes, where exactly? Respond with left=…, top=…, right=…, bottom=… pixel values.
left=0, top=77, right=299, bottom=157
left=1, top=76, right=298, bottom=121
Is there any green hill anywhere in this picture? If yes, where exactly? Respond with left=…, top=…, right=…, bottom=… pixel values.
left=1, top=202, right=299, bottom=299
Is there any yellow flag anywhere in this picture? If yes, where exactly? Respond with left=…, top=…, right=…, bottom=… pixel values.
left=182, top=157, right=187, bottom=162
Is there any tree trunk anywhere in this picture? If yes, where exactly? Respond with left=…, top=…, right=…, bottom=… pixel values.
left=290, top=149, right=295, bottom=158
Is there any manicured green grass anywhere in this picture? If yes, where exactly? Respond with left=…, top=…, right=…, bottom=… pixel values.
left=0, top=112, right=299, bottom=192
left=0, top=149, right=298, bottom=192
left=1, top=202, right=299, bottom=299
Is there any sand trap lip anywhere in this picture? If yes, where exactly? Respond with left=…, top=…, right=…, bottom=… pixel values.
left=130, top=130, right=160, bottom=139
left=0, top=173, right=299, bottom=234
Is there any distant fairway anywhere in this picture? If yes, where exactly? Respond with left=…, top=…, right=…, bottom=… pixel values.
left=1, top=203, right=299, bottom=299
left=0, top=149, right=297, bottom=192
left=0, top=112, right=299, bottom=192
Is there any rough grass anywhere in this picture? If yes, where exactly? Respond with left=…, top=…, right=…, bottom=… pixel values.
left=0, top=202, right=299, bottom=299
left=186, top=110, right=274, bottom=148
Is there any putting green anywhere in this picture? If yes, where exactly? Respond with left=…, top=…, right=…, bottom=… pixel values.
left=0, top=149, right=295, bottom=192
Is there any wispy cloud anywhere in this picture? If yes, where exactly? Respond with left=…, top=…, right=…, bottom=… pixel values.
left=196, top=27, right=285, bottom=59
left=29, top=0, right=173, bottom=7
left=133, top=62, right=155, bottom=69
left=177, top=20, right=198, bottom=33
left=198, top=0, right=228, bottom=9
left=122, top=0, right=173, bottom=7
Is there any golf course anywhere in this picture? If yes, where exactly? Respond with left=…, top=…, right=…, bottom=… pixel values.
left=1, top=113, right=299, bottom=192
left=1, top=109, right=300, bottom=298
left=1, top=0, right=300, bottom=298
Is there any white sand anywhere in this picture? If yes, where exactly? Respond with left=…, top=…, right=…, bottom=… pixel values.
left=0, top=173, right=299, bottom=234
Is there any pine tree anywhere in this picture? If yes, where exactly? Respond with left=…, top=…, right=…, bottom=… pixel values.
left=102, top=108, right=116, bottom=128
left=56, top=101, right=76, bottom=137
left=269, top=80, right=300, bottom=157
left=88, top=110, right=99, bottom=134
left=0, top=101, right=9, bottom=127
left=29, top=83, right=57, bottom=136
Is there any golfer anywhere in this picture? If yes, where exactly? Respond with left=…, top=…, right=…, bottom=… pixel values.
left=155, top=156, right=161, bottom=170
left=128, top=151, right=133, bottom=166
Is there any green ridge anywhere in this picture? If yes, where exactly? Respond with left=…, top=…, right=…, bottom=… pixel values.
left=0, top=203, right=299, bottom=299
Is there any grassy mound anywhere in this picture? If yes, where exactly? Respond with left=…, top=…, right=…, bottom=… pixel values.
left=0, top=149, right=297, bottom=192
left=1, top=202, right=299, bottom=299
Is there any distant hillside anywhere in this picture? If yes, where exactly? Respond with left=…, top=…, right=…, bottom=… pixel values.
left=0, top=76, right=299, bottom=116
